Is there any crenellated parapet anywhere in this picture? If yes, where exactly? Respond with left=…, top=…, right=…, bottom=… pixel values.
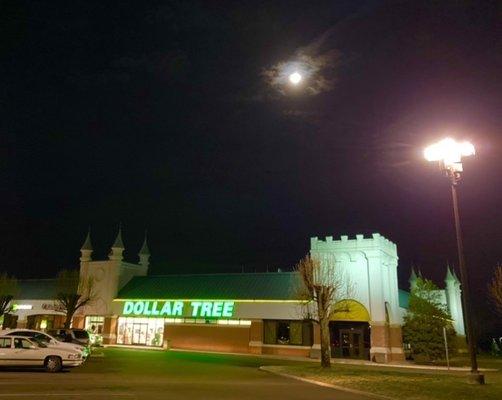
left=310, top=233, right=398, bottom=260
left=309, top=232, right=400, bottom=317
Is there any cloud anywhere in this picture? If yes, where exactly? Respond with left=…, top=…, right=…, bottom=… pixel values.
left=262, top=28, right=341, bottom=96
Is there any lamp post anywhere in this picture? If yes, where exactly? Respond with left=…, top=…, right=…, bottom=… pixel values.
left=424, top=138, right=484, bottom=384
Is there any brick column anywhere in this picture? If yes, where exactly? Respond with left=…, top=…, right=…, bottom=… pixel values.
left=389, top=324, right=405, bottom=361
left=248, top=320, right=263, bottom=354
left=102, top=316, right=118, bottom=344
left=310, top=323, right=321, bottom=359
left=370, top=321, right=391, bottom=363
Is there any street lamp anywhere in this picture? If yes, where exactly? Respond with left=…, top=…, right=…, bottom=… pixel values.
left=424, top=138, right=484, bottom=384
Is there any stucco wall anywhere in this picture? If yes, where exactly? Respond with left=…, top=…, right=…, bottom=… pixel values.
left=78, top=260, right=147, bottom=317
left=79, top=260, right=120, bottom=316
left=310, top=233, right=400, bottom=325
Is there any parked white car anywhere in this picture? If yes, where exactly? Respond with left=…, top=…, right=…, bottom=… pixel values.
left=0, top=335, right=83, bottom=372
left=0, top=329, right=87, bottom=358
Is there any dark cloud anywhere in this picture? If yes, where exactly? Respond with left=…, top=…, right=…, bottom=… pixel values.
left=262, top=32, right=341, bottom=96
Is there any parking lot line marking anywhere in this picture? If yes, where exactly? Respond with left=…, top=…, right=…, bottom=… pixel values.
left=0, top=393, right=135, bottom=397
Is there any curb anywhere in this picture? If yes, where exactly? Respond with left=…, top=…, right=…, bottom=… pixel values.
left=259, top=366, right=395, bottom=400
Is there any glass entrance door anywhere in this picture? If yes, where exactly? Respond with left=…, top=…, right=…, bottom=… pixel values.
left=330, top=322, right=370, bottom=359
left=339, top=329, right=364, bottom=358
left=132, top=323, right=148, bottom=345
left=117, top=318, right=165, bottom=347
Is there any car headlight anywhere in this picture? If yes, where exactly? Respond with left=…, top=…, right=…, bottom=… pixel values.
left=68, top=353, right=81, bottom=359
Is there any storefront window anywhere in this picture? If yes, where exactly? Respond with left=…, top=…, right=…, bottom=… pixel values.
left=277, top=322, right=290, bottom=344
left=85, top=316, right=105, bottom=334
left=85, top=316, right=105, bottom=346
left=26, top=314, right=65, bottom=331
left=290, top=321, right=303, bottom=345
left=215, top=319, right=250, bottom=326
left=116, top=317, right=252, bottom=347
left=263, top=320, right=312, bottom=346
left=117, top=317, right=164, bottom=347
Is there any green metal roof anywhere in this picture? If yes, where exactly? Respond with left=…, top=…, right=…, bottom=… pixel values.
left=399, top=289, right=410, bottom=309
left=16, top=279, right=57, bottom=300
left=116, top=272, right=301, bottom=301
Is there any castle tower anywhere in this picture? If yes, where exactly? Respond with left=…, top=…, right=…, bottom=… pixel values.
left=310, top=233, right=403, bottom=362
left=80, top=228, right=93, bottom=262
left=409, top=267, right=418, bottom=290
left=444, top=265, right=465, bottom=335
left=445, top=264, right=455, bottom=283
left=138, top=231, right=150, bottom=269
left=109, top=225, right=125, bottom=261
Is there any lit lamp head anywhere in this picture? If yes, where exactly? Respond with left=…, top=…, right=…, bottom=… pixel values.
left=424, top=138, right=475, bottom=182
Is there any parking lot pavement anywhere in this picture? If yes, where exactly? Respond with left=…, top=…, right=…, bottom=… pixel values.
left=0, top=348, right=372, bottom=400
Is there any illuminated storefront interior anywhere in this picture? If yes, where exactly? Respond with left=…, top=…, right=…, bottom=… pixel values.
left=117, top=317, right=165, bottom=346
left=116, top=317, right=252, bottom=347
left=85, top=315, right=105, bottom=345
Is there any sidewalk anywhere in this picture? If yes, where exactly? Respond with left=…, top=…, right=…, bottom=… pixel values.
left=326, top=357, right=497, bottom=372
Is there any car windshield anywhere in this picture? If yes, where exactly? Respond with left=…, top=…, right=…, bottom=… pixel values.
left=73, top=331, right=89, bottom=339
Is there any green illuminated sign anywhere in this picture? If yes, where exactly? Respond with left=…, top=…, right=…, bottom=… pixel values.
left=12, top=304, right=33, bottom=311
left=122, top=301, right=235, bottom=318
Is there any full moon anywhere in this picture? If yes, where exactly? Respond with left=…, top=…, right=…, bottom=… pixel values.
left=289, top=72, right=302, bottom=85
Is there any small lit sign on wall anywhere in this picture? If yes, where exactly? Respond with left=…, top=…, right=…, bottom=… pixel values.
left=12, top=304, right=33, bottom=311
left=122, top=300, right=235, bottom=318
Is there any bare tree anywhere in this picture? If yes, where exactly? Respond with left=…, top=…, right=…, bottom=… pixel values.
left=295, top=255, right=351, bottom=368
left=489, top=265, right=502, bottom=316
left=55, top=269, right=95, bottom=329
left=0, top=273, right=18, bottom=320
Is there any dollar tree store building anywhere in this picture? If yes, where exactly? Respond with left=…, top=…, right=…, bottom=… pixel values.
left=10, top=228, right=459, bottom=363
left=68, top=229, right=429, bottom=363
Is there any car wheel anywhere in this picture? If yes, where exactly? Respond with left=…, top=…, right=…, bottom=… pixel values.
left=45, top=356, right=62, bottom=373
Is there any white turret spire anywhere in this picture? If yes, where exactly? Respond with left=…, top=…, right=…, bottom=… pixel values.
left=109, top=224, right=125, bottom=261
left=409, top=266, right=418, bottom=290
left=80, top=227, right=93, bottom=262
left=445, top=264, right=456, bottom=283
left=138, top=230, right=150, bottom=268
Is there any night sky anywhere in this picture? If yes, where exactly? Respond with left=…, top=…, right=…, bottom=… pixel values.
left=2, top=0, right=501, bottom=318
